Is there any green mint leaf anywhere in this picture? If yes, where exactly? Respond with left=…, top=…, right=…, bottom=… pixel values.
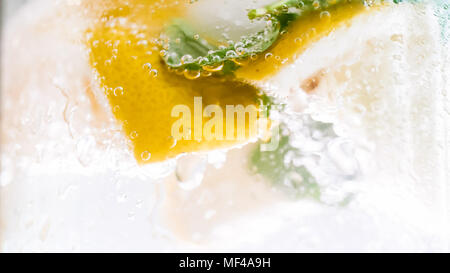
left=250, top=128, right=322, bottom=200
left=159, top=0, right=305, bottom=75
left=160, top=18, right=281, bottom=74
left=160, top=19, right=216, bottom=71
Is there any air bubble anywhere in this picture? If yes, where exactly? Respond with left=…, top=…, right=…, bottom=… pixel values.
left=198, top=57, right=209, bottom=66
left=320, top=11, right=331, bottom=20
left=232, top=57, right=249, bottom=66
left=181, top=54, right=194, bottom=64
left=226, top=50, right=238, bottom=58
left=201, top=70, right=212, bottom=77
left=130, top=131, right=138, bottom=139
left=184, top=69, right=201, bottom=80
left=114, top=87, right=124, bottom=96
left=142, top=63, right=152, bottom=70
left=169, top=136, right=178, bottom=149
left=137, top=40, right=148, bottom=46
left=234, top=42, right=244, bottom=49
left=141, top=151, right=151, bottom=161
left=150, top=69, right=158, bottom=77
left=313, top=0, right=320, bottom=9
left=203, top=63, right=224, bottom=72
left=105, top=87, right=113, bottom=95
left=235, top=47, right=246, bottom=56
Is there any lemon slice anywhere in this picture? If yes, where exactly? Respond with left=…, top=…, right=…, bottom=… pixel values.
left=236, top=1, right=373, bottom=81
left=87, top=0, right=261, bottom=164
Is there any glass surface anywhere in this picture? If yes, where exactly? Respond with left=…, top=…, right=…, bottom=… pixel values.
left=1, top=0, right=449, bottom=252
